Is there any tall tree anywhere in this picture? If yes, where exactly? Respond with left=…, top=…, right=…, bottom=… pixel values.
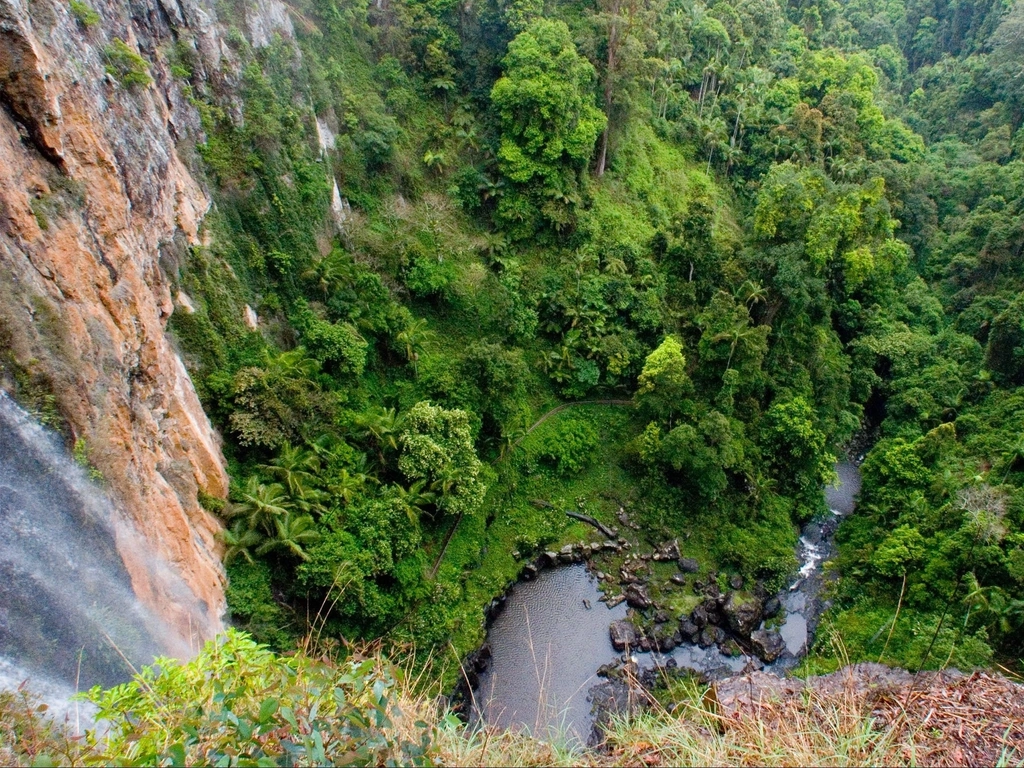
left=490, top=18, right=607, bottom=234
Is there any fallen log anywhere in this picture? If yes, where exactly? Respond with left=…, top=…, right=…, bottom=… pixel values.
left=565, top=510, right=617, bottom=539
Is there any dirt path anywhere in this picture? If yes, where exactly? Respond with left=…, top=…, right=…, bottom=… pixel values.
left=429, top=399, right=634, bottom=579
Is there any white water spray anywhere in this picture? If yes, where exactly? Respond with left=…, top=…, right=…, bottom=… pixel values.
left=0, top=393, right=202, bottom=721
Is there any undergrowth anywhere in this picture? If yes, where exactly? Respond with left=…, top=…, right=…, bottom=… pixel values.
left=3, top=630, right=1019, bottom=767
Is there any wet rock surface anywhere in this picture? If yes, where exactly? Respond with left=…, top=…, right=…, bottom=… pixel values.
left=609, top=620, right=640, bottom=651
left=678, top=557, right=701, bottom=573
left=624, top=583, right=652, bottom=610
left=750, top=629, right=787, bottom=662
left=723, top=592, right=763, bottom=638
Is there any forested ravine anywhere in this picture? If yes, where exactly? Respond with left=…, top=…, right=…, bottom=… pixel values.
left=1, top=0, right=1023, bottom=757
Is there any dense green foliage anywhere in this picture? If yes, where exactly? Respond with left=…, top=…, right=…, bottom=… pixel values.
left=164, top=0, right=1024, bottom=673
left=77, top=630, right=436, bottom=766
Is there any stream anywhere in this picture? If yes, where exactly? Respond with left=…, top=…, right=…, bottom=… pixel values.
left=474, top=461, right=861, bottom=744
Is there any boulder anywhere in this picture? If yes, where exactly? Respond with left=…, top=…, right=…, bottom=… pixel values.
left=698, top=626, right=720, bottom=647
left=609, top=620, right=640, bottom=651
left=654, top=609, right=670, bottom=624
left=522, top=563, right=539, bottom=580
left=730, top=574, right=744, bottom=590
left=606, top=594, right=626, bottom=608
left=803, top=523, right=823, bottom=545
left=653, top=539, right=681, bottom=561
left=670, top=573, right=687, bottom=586
left=652, top=623, right=678, bottom=652
left=678, top=557, right=700, bottom=573
left=750, top=628, right=787, bottom=662
left=709, top=672, right=806, bottom=719
left=473, top=644, right=492, bottom=671
left=589, top=679, right=641, bottom=747
left=625, top=583, right=652, bottom=610
left=542, top=551, right=559, bottom=566
left=763, top=596, right=781, bottom=618
left=701, top=598, right=723, bottom=625
left=742, top=656, right=765, bottom=674
left=723, top=592, right=763, bottom=638
left=679, top=618, right=699, bottom=639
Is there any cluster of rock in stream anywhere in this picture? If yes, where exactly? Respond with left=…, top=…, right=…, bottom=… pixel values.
left=510, top=517, right=795, bottom=670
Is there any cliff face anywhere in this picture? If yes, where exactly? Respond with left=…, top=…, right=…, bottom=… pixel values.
left=0, top=0, right=244, bottom=641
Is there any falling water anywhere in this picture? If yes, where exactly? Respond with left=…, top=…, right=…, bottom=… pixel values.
left=0, top=393, right=198, bottom=717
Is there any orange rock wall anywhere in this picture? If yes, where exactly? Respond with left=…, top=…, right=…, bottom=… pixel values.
left=0, top=0, right=233, bottom=642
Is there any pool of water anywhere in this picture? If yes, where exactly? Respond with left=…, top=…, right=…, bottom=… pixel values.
left=474, top=565, right=627, bottom=744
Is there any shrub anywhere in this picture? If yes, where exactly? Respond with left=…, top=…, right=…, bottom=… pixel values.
left=104, top=39, right=153, bottom=87
left=537, top=417, right=599, bottom=477
left=79, top=630, right=437, bottom=766
left=69, top=0, right=100, bottom=26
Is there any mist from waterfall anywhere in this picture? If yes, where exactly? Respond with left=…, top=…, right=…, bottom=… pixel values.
left=0, top=393, right=200, bottom=706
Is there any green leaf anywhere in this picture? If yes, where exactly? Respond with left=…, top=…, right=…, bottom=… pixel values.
left=163, top=743, right=187, bottom=767
left=258, top=697, right=279, bottom=724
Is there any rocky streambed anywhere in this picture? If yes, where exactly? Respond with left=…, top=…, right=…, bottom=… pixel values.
left=471, top=461, right=861, bottom=744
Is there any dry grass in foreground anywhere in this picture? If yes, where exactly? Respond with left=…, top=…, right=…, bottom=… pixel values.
left=428, top=663, right=1024, bottom=767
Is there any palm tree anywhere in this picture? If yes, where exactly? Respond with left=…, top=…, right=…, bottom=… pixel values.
left=393, top=480, right=436, bottom=524
left=261, top=443, right=320, bottom=498
left=230, top=477, right=293, bottom=532
left=713, top=318, right=760, bottom=371
left=603, top=256, right=629, bottom=276
left=1000, top=438, right=1024, bottom=483
left=744, top=468, right=777, bottom=503
left=478, top=232, right=508, bottom=264
left=396, top=319, right=434, bottom=376
left=328, top=468, right=366, bottom=507
left=737, top=280, right=768, bottom=309
left=353, top=407, right=404, bottom=468
left=218, top=520, right=264, bottom=565
left=265, top=348, right=319, bottom=383
left=301, top=251, right=353, bottom=300
left=256, top=511, right=320, bottom=561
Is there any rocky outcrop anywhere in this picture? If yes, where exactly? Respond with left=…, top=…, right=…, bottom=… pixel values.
left=609, top=620, right=640, bottom=651
left=750, top=628, right=786, bottom=662
left=722, top=591, right=763, bottom=638
left=0, top=0, right=273, bottom=642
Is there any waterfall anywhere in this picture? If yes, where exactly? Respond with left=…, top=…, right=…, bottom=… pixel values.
left=0, top=393, right=201, bottom=704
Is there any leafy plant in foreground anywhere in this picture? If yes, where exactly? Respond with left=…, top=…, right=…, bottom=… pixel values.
left=80, top=630, right=436, bottom=766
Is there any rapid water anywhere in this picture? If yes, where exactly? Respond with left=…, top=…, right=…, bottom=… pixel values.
left=476, top=461, right=862, bottom=741
left=0, top=393, right=196, bottom=722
